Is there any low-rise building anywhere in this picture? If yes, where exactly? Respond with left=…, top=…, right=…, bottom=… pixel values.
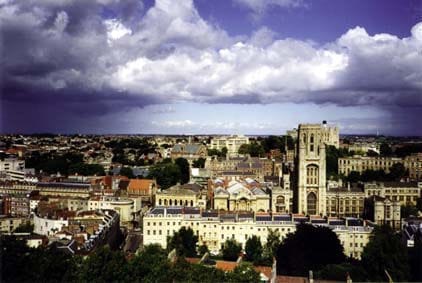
left=155, top=183, right=206, bottom=209
left=364, top=182, right=422, bottom=206
left=326, top=183, right=365, bottom=218
left=171, top=143, right=207, bottom=162
left=88, top=196, right=134, bottom=222
left=0, top=216, right=29, bottom=233
left=210, top=135, right=249, bottom=155
left=364, top=195, right=401, bottom=229
left=36, top=182, right=92, bottom=198
left=127, top=179, right=157, bottom=203
left=143, top=207, right=372, bottom=259
left=211, top=178, right=270, bottom=212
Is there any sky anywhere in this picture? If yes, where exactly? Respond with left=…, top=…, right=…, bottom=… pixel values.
left=1, top=0, right=422, bottom=136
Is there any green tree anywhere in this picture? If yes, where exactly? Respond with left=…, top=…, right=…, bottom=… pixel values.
left=388, top=162, right=407, bottom=181
left=345, top=171, right=361, bottom=183
left=276, top=224, right=345, bottom=277
left=361, top=225, right=410, bottom=282
left=78, top=246, right=128, bottom=282
left=245, top=235, right=263, bottom=263
left=316, top=262, right=367, bottom=282
left=221, top=146, right=228, bottom=157
left=192, top=157, right=206, bottom=168
left=198, top=244, right=209, bottom=256
left=238, top=144, right=250, bottom=155
left=148, top=162, right=182, bottom=189
left=13, top=222, right=34, bottom=233
left=401, top=204, right=419, bottom=218
left=226, top=262, right=261, bottom=283
left=417, top=197, right=422, bottom=212
left=264, top=228, right=281, bottom=259
left=167, top=227, right=198, bottom=257
left=127, top=244, right=171, bottom=282
left=380, top=142, right=393, bottom=156
left=175, top=157, right=190, bottom=184
left=222, top=239, right=242, bottom=261
left=68, top=163, right=105, bottom=176
left=120, top=166, right=134, bottom=178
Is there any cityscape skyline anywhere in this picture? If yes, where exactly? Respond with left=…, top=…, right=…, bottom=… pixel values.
left=1, top=0, right=422, bottom=135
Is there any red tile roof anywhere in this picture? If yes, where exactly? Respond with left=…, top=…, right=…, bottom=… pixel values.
left=215, top=260, right=238, bottom=272
left=128, top=179, right=155, bottom=195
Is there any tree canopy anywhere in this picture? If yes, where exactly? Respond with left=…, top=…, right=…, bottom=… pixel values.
left=175, top=158, right=190, bottom=184
left=147, top=160, right=182, bottom=189
left=245, top=235, right=263, bottom=263
left=1, top=236, right=259, bottom=283
left=192, top=157, right=206, bottom=168
left=167, top=227, right=198, bottom=257
left=238, top=143, right=265, bottom=157
left=276, top=224, right=345, bottom=277
left=222, top=239, right=242, bottom=261
left=361, top=225, right=410, bottom=282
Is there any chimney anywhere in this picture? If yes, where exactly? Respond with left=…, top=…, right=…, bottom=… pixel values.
left=347, top=182, right=351, bottom=192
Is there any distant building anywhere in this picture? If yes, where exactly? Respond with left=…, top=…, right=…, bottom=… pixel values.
left=88, top=196, right=134, bottom=222
left=338, top=156, right=403, bottom=176
left=364, top=182, right=422, bottom=206
left=155, top=183, right=206, bottom=209
left=211, top=178, right=270, bottom=212
left=0, top=158, right=25, bottom=172
left=210, top=135, right=249, bottom=155
left=0, top=216, right=29, bottom=233
left=364, top=195, right=401, bottom=229
left=127, top=179, right=157, bottom=203
left=326, top=182, right=365, bottom=218
left=36, top=182, right=92, bottom=198
left=171, top=143, right=207, bottom=162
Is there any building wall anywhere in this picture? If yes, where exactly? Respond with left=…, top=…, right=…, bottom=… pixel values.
left=365, top=182, right=422, bottom=206
left=142, top=212, right=372, bottom=259
left=271, top=188, right=293, bottom=213
left=325, top=191, right=365, bottom=218
left=34, top=213, right=68, bottom=236
left=0, top=159, right=25, bottom=172
left=339, top=156, right=403, bottom=176
left=155, top=193, right=201, bottom=208
left=88, top=198, right=134, bottom=222
left=374, top=200, right=401, bottom=228
left=0, top=217, right=28, bottom=233
left=297, top=124, right=327, bottom=215
left=210, top=135, right=250, bottom=154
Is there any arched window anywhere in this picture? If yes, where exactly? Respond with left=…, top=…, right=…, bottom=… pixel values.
left=169, top=199, right=172, bottom=206
left=310, top=134, right=314, bottom=143
left=276, top=196, right=285, bottom=204
left=164, top=199, right=168, bottom=206
left=307, top=192, right=317, bottom=215
left=159, top=199, right=162, bottom=206
left=190, top=200, right=194, bottom=207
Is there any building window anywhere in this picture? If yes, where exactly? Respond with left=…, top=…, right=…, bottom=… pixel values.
left=307, top=192, right=317, bottom=215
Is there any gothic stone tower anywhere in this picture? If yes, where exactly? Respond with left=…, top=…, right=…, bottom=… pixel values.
left=297, top=124, right=326, bottom=215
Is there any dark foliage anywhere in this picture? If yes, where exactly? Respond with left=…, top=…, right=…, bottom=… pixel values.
left=167, top=227, right=198, bottom=257
left=222, top=239, right=242, bottom=261
left=276, top=224, right=345, bottom=277
left=361, top=225, right=410, bottom=282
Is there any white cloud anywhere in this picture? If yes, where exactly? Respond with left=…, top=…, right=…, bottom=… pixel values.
left=104, top=18, right=132, bottom=43
left=233, top=0, right=306, bottom=18
left=2, top=0, right=422, bottom=112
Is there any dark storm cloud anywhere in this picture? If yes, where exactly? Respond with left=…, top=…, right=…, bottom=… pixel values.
left=1, top=0, right=422, bottom=134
